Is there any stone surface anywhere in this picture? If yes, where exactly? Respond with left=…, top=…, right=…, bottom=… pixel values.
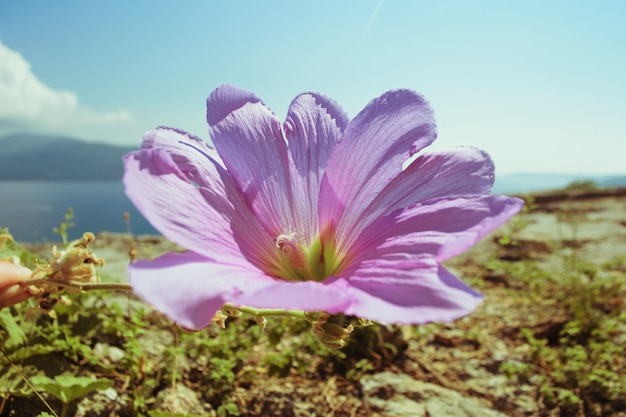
left=154, top=384, right=213, bottom=416
left=75, top=388, right=131, bottom=417
left=361, top=372, right=510, bottom=417
left=92, top=342, right=125, bottom=364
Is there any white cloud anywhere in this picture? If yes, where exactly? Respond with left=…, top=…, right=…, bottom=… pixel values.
left=0, top=39, right=132, bottom=136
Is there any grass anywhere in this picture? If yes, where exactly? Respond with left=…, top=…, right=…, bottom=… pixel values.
left=489, top=194, right=626, bottom=416
left=1, top=188, right=625, bottom=417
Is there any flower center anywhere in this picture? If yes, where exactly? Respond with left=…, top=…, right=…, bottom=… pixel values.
left=275, top=228, right=342, bottom=282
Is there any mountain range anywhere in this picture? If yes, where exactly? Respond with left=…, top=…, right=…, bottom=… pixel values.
left=0, top=133, right=136, bottom=180
left=1, top=133, right=625, bottom=192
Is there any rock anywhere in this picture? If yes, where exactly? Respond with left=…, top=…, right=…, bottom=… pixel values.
left=154, top=384, right=213, bottom=416
left=361, top=372, right=509, bottom=417
left=75, top=387, right=131, bottom=417
left=93, top=342, right=125, bottom=364
left=137, top=328, right=174, bottom=358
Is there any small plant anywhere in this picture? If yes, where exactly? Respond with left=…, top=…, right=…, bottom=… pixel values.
left=498, top=254, right=626, bottom=415
left=496, top=194, right=536, bottom=247
left=52, top=208, right=75, bottom=246
left=30, top=375, right=113, bottom=417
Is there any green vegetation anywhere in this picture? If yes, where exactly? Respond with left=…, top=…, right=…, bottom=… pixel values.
left=563, top=180, right=600, bottom=193
left=492, top=196, right=626, bottom=416
left=52, top=208, right=75, bottom=246
left=2, top=188, right=625, bottom=416
left=0, top=232, right=385, bottom=416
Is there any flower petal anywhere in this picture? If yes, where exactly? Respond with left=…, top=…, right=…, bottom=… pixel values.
left=129, top=251, right=274, bottom=330
left=375, top=147, right=495, bottom=212
left=123, top=142, right=279, bottom=270
left=340, top=147, right=496, bottom=250
left=319, top=89, right=437, bottom=248
left=206, top=84, right=294, bottom=236
left=283, top=92, right=349, bottom=242
left=141, top=126, right=225, bottom=177
left=347, top=195, right=523, bottom=267
left=234, top=276, right=354, bottom=313
left=342, top=260, right=483, bottom=324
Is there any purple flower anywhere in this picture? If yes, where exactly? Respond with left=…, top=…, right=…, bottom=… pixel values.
left=123, top=85, right=523, bottom=330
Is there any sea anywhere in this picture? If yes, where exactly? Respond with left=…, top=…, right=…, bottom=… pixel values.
left=0, top=174, right=608, bottom=243
left=0, top=181, right=157, bottom=243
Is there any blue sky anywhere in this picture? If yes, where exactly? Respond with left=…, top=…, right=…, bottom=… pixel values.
left=0, top=1, right=624, bottom=175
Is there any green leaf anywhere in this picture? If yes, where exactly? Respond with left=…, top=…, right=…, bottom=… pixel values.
left=31, top=374, right=113, bottom=403
left=0, top=308, right=27, bottom=349
left=0, top=227, right=43, bottom=268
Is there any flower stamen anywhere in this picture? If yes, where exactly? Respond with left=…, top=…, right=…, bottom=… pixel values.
left=276, top=233, right=313, bottom=281
left=274, top=227, right=343, bottom=282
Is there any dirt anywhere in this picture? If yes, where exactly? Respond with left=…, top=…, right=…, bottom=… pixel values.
left=14, top=188, right=626, bottom=417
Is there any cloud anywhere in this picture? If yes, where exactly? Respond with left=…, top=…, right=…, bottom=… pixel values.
left=0, top=39, right=132, bottom=135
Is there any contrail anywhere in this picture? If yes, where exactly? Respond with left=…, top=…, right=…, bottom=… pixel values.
left=362, top=0, right=384, bottom=37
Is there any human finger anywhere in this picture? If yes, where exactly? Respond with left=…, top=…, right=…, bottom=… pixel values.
left=0, top=262, right=32, bottom=287
left=0, top=283, right=32, bottom=308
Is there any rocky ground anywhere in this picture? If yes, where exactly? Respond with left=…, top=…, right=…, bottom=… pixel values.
left=4, top=187, right=626, bottom=417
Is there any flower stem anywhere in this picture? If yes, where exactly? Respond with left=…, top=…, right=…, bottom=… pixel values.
left=222, top=303, right=309, bottom=321
left=20, top=277, right=133, bottom=292
left=19, top=278, right=316, bottom=323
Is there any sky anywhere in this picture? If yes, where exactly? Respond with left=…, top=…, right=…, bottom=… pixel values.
left=0, top=1, right=624, bottom=175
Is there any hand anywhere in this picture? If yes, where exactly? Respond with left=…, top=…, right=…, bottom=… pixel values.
left=0, top=262, right=33, bottom=308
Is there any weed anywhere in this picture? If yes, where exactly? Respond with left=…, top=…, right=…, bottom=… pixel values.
left=495, top=194, right=536, bottom=248
left=52, top=208, right=75, bottom=246
left=496, top=248, right=626, bottom=415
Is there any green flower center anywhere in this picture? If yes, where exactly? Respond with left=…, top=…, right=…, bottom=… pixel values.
left=275, top=229, right=342, bottom=282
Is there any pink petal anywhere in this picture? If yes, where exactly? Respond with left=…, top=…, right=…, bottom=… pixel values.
left=141, top=126, right=225, bottom=174
left=347, top=195, right=523, bottom=267
left=129, top=251, right=274, bottom=330
left=234, top=276, right=354, bottom=313
left=319, top=89, right=437, bottom=249
left=342, top=260, right=483, bottom=324
left=283, top=92, right=349, bottom=242
left=123, top=142, right=279, bottom=270
left=375, top=147, right=495, bottom=212
left=206, top=84, right=294, bottom=237
left=341, top=147, right=496, bottom=251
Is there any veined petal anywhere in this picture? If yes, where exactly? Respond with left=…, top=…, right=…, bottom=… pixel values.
left=141, top=126, right=225, bottom=173
left=234, top=276, right=354, bottom=313
left=123, top=146, right=279, bottom=270
left=377, top=147, right=495, bottom=210
left=342, top=260, right=483, bottom=324
left=320, top=89, right=437, bottom=249
left=341, top=147, right=496, bottom=250
left=284, top=92, right=349, bottom=242
left=129, top=251, right=274, bottom=330
left=347, top=195, right=523, bottom=267
left=207, top=84, right=295, bottom=236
